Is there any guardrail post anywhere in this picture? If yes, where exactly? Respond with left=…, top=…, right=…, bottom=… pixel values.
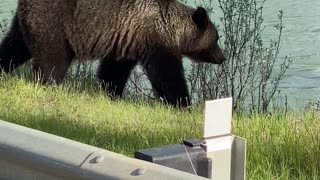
left=135, top=98, right=247, bottom=180
left=203, top=97, right=246, bottom=180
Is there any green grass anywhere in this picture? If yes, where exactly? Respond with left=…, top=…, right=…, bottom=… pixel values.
left=0, top=74, right=319, bottom=180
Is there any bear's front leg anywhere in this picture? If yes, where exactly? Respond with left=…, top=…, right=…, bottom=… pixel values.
left=98, top=57, right=137, bottom=99
left=143, top=51, right=191, bottom=108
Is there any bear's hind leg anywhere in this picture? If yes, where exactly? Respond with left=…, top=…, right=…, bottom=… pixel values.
left=32, top=42, right=74, bottom=85
left=98, top=58, right=136, bottom=98
left=143, top=52, right=191, bottom=108
left=0, top=15, right=31, bottom=73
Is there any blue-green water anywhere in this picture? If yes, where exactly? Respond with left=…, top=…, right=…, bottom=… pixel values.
left=1, top=0, right=320, bottom=107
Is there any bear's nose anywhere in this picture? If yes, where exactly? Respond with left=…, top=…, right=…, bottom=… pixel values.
left=213, top=53, right=226, bottom=64
left=219, top=55, right=226, bottom=63
left=213, top=46, right=226, bottom=64
left=215, top=59, right=224, bottom=64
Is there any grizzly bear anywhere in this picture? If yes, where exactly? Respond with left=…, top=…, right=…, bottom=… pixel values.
left=0, top=0, right=225, bottom=108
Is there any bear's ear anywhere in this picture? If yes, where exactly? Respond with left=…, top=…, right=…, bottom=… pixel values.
left=192, top=7, right=209, bottom=30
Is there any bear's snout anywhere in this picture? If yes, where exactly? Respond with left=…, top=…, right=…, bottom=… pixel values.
left=212, top=47, right=226, bottom=64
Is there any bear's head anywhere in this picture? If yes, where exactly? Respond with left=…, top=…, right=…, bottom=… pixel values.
left=182, top=7, right=226, bottom=64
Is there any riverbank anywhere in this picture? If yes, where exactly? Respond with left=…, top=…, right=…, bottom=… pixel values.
left=0, top=73, right=319, bottom=179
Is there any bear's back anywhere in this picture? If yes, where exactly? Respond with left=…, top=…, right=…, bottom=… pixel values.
left=17, top=0, right=195, bottom=61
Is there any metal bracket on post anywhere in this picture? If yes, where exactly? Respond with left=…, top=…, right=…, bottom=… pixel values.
left=135, top=97, right=246, bottom=180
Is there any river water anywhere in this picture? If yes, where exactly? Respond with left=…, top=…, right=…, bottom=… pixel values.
left=1, top=0, right=319, bottom=108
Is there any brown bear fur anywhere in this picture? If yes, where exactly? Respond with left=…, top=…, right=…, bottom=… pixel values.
left=0, top=0, right=226, bottom=108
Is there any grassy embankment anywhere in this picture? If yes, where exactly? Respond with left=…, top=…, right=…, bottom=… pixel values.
left=0, top=70, right=319, bottom=180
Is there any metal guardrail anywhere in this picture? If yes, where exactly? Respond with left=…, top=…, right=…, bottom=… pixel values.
left=0, top=120, right=208, bottom=180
